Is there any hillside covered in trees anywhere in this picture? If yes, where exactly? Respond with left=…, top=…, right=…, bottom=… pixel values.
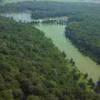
left=65, top=15, right=100, bottom=64
left=0, top=1, right=100, bottom=19
left=0, top=16, right=100, bottom=100
left=0, top=1, right=100, bottom=99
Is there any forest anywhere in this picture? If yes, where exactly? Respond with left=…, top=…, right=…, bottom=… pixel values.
left=65, top=13, right=100, bottom=64
left=0, top=1, right=100, bottom=100
left=0, top=1, right=100, bottom=19
left=0, top=15, right=100, bottom=100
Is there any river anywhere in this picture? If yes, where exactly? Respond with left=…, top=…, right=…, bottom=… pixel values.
left=1, top=13, right=100, bottom=82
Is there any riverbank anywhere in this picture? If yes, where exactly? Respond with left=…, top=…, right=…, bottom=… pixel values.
left=35, top=23, right=100, bottom=82
left=0, top=15, right=100, bottom=100
left=1, top=12, right=100, bottom=82
left=65, top=20, right=100, bottom=65
left=1, top=13, right=68, bottom=25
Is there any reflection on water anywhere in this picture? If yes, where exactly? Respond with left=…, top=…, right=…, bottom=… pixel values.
left=1, top=13, right=33, bottom=22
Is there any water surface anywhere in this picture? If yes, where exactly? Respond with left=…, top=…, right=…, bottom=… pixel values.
left=1, top=13, right=33, bottom=22
left=35, top=24, right=100, bottom=82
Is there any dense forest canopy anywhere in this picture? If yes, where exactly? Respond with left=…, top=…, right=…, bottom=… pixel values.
left=0, top=1, right=100, bottom=100
left=0, top=1, right=100, bottom=64
left=0, top=16, right=100, bottom=100
left=0, top=1, right=100, bottom=18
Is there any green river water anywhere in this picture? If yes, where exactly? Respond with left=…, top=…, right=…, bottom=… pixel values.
left=35, top=24, right=100, bottom=82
